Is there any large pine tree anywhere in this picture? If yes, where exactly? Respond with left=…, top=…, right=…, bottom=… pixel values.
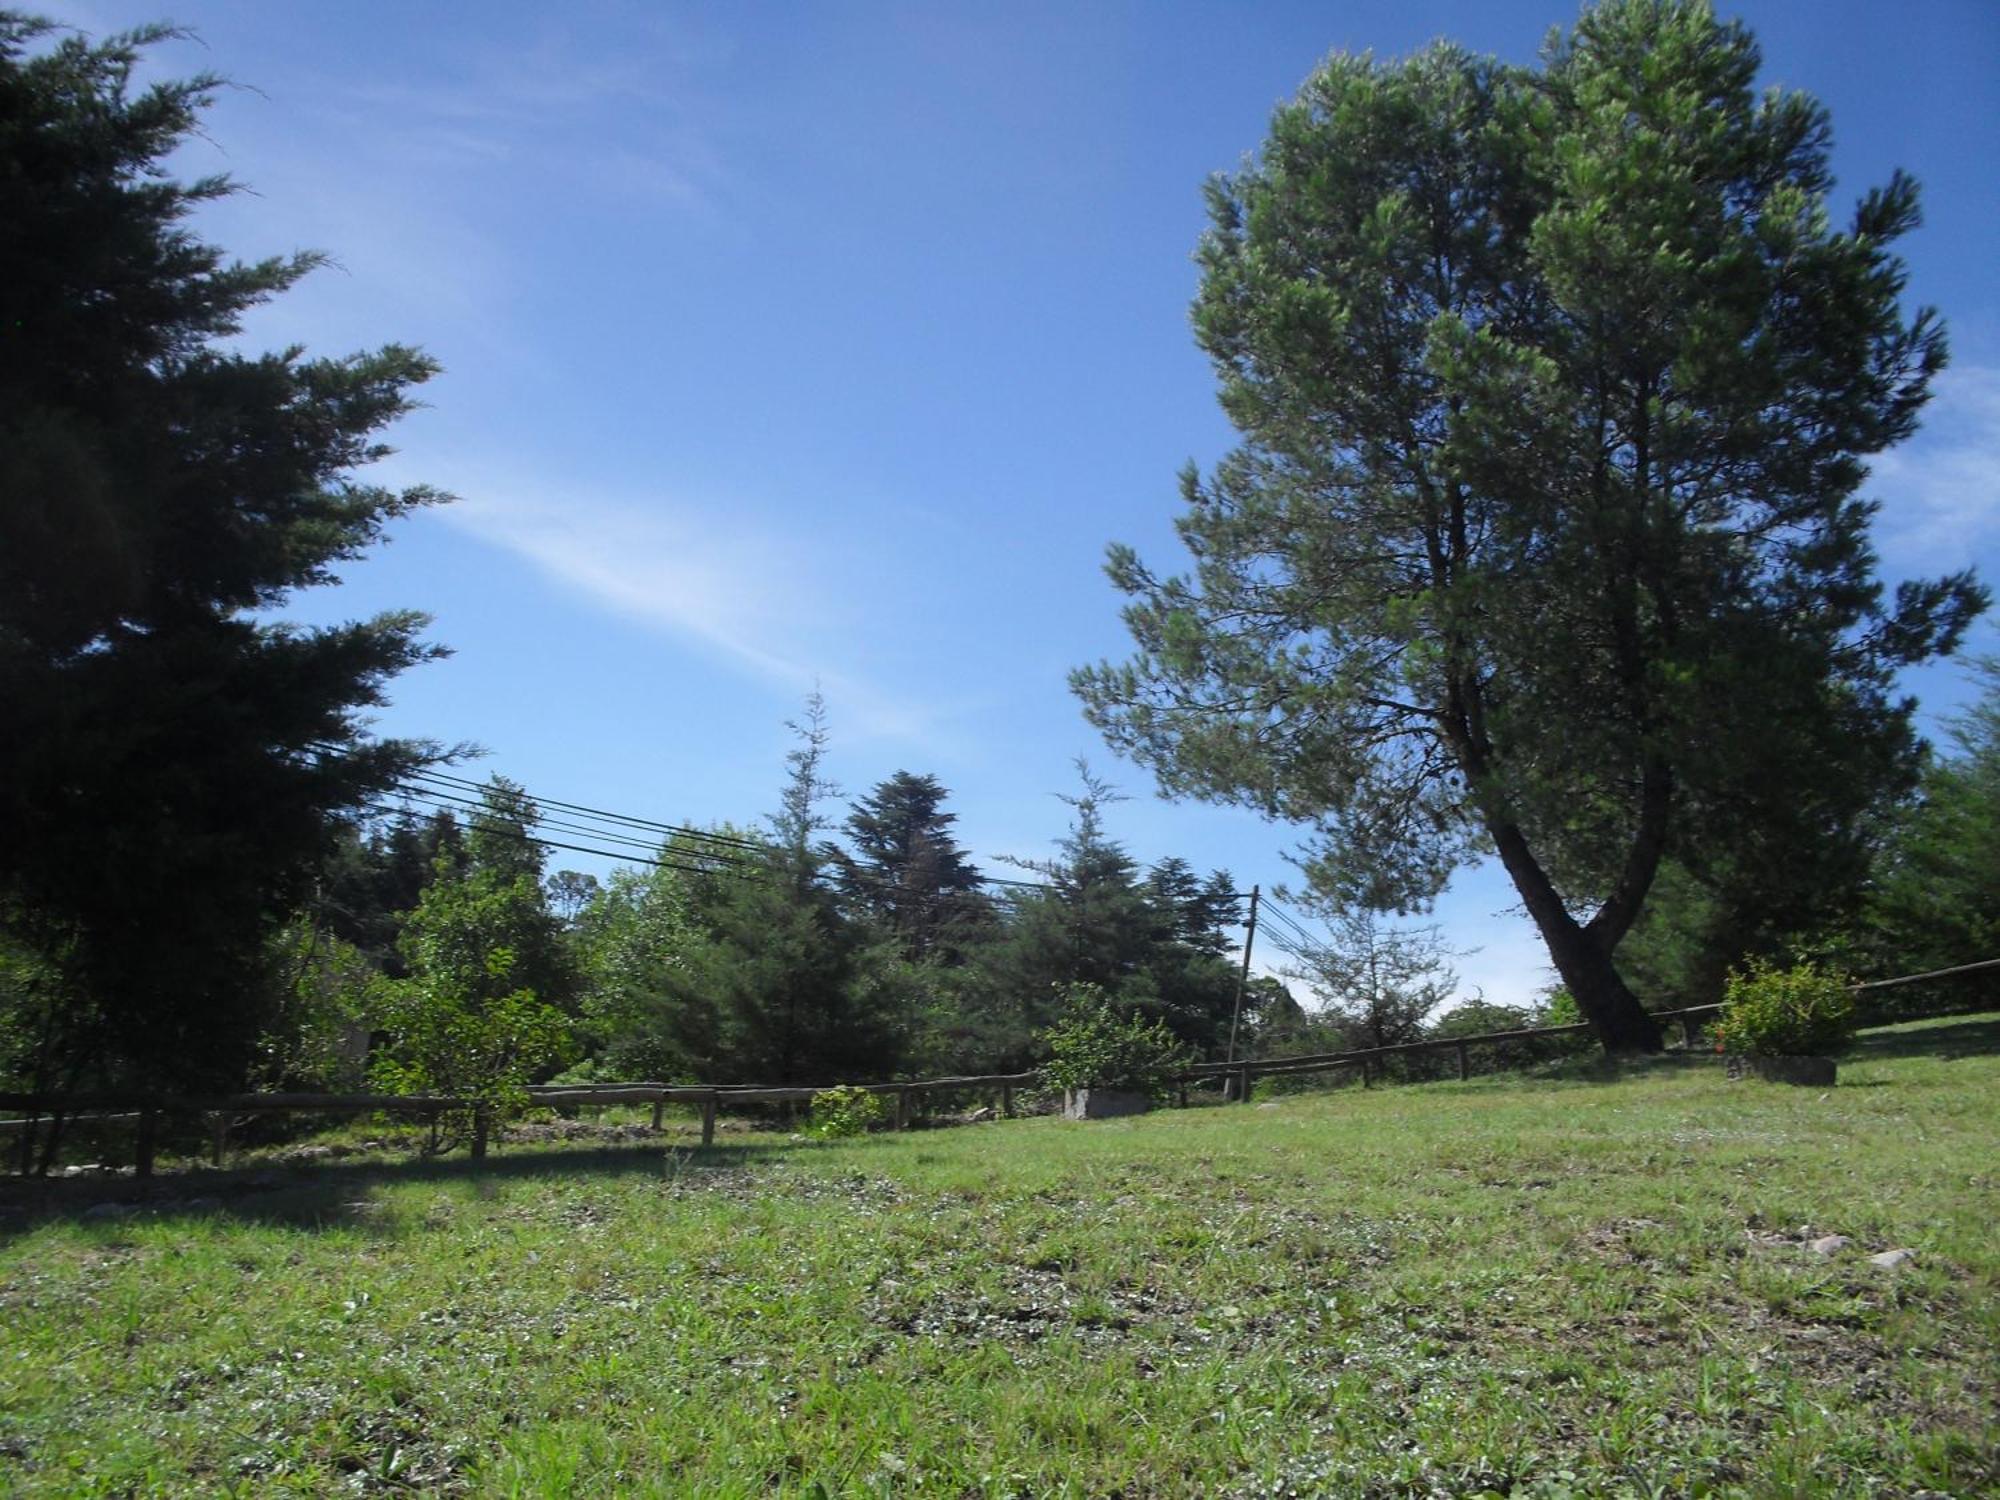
left=1075, top=0, right=1985, bottom=1050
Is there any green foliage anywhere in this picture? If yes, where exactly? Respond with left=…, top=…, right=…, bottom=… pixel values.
left=571, top=862, right=699, bottom=1078
left=1072, top=0, right=1985, bottom=1052
left=370, top=980, right=571, bottom=1126
left=1037, top=985, right=1189, bottom=1099
left=806, top=1084, right=887, bottom=1139
left=1538, top=989, right=1582, bottom=1029
left=600, top=704, right=902, bottom=1087
left=1715, top=960, right=1857, bottom=1058
left=966, top=765, right=1247, bottom=1065
left=367, top=784, right=578, bottom=1145
left=250, top=920, right=381, bottom=1092
left=1858, top=658, right=2000, bottom=985
left=659, top=844, right=898, bottom=1085
left=1429, top=1001, right=1535, bottom=1041
left=1283, top=909, right=1456, bottom=1051
left=0, top=15, right=447, bottom=1094
left=834, top=772, right=992, bottom=964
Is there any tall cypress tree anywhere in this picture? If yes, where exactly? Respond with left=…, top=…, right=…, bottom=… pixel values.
left=0, top=17, right=448, bottom=1093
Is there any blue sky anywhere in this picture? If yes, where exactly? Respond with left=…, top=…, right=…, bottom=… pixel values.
left=67, top=0, right=2000, bottom=1008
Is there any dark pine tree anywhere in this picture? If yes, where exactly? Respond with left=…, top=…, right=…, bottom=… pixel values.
left=835, top=772, right=991, bottom=962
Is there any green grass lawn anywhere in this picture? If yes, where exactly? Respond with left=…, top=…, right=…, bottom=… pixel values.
left=3, top=1015, right=1996, bottom=1498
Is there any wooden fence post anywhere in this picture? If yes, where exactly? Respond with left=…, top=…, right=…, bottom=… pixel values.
left=1456, top=1041, right=1470, bottom=1081
left=135, top=1109, right=157, bottom=1179
left=9, top=1115, right=32, bottom=1177
left=1681, top=1016, right=1697, bottom=1049
left=699, top=1097, right=717, bottom=1148
left=471, top=1106, right=490, bottom=1161
left=650, top=1098, right=665, bottom=1133
left=1361, top=1059, right=1373, bottom=1090
left=895, top=1087, right=913, bottom=1131
left=1001, top=1085, right=1014, bottom=1119
left=1237, top=1064, right=1253, bottom=1103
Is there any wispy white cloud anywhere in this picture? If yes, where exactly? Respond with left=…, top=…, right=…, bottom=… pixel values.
left=149, top=11, right=734, bottom=369
left=440, top=484, right=956, bottom=748
left=319, top=25, right=735, bottom=219
left=1873, top=364, right=2000, bottom=572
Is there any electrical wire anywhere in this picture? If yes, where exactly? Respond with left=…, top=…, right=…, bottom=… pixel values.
left=318, top=739, right=1255, bottom=907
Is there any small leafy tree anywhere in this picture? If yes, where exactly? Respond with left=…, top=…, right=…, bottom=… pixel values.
left=370, top=972, right=571, bottom=1152
left=369, top=784, right=577, bottom=1150
left=1038, top=985, right=1189, bottom=1100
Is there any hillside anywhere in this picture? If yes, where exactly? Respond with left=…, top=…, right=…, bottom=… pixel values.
left=3, top=1015, right=1996, bottom=1497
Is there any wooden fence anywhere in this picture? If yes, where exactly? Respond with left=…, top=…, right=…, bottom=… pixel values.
left=1185, top=957, right=2000, bottom=1101
left=1188, top=1003, right=1725, bottom=1102
left=6, top=957, right=1994, bottom=1178
left=0, top=1072, right=1037, bottom=1177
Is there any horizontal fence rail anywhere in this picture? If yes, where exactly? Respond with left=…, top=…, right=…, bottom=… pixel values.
left=6, top=958, right=1991, bottom=1176
left=0, top=1071, right=1040, bottom=1176
left=1188, top=1004, right=1725, bottom=1091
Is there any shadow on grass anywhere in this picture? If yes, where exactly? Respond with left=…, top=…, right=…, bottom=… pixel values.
left=1460, top=1011, right=2000, bottom=1087
left=1844, top=1014, right=2000, bottom=1064
left=0, top=1134, right=800, bottom=1243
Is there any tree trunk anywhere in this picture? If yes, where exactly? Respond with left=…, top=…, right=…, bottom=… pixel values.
left=1486, top=816, right=1664, bottom=1054
left=1542, top=923, right=1663, bottom=1053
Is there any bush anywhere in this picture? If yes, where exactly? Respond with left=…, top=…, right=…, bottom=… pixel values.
left=807, top=1084, right=887, bottom=1139
left=1038, top=985, right=1189, bottom=1100
left=1714, top=960, right=1857, bottom=1057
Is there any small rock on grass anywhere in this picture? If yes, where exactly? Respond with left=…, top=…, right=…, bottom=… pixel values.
left=1808, top=1234, right=1850, bottom=1256
left=1869, top=1248, right=1917, bottom=1269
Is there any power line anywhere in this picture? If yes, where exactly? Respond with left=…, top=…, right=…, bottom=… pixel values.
left=1253, top=901, right=1330, bottom=964
left=321, top=741, right=1263, bottom=908
left=362, top=785, right=1040, bottom=910
left=358, top=800, right=759, bottom=884
left=375, top=785, right=687, bottom=859
left=399, top=764, right=771, bottom=856
left=379, top=765, right=1065, bottom=898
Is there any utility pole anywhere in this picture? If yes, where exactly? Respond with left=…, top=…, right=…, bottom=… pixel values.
left=1225, top=885, right=1261, bottom=1089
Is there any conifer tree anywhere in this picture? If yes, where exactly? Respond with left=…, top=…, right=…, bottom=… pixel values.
left=0, top=16, right=449, bottom=1092
left=836, top=772, right=990, bottom=962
